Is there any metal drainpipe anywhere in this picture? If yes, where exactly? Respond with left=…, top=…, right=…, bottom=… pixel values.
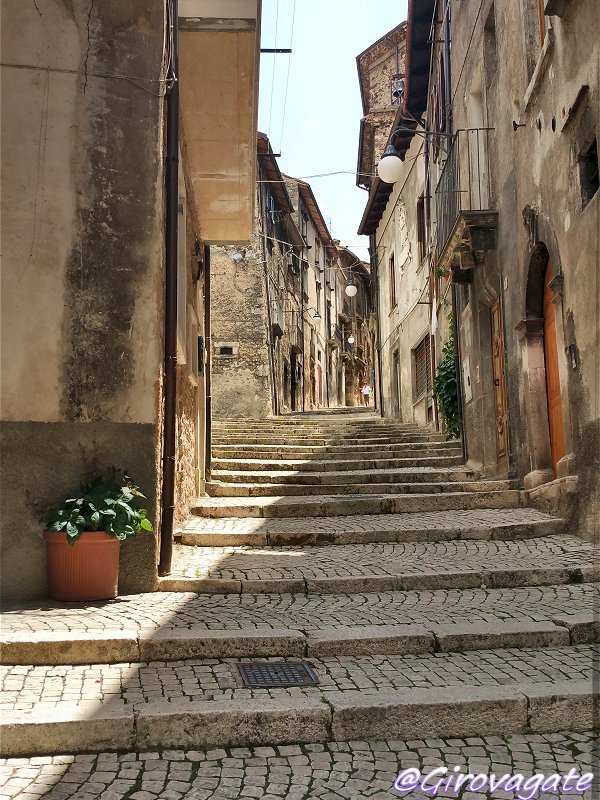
left=203, top=244, right=212, bottom=479
left=158, top=0, right=178, bottom=577
left=370, top=235, right=384, bottom=417
left=257, top=185, right=278, bottom=416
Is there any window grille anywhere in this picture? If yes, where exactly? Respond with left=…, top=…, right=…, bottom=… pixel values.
left=414, top=336, right=432, bottom=400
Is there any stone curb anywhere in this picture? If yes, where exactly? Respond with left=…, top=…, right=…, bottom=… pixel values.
left=205, top=479, right=514, bottom=499
left=2, top=681, right=596, bottom=757
left=192, top=490, right=522, bottom=519
left=157, top=563, right=593, bottom=595
left=177, top=518, right=565, bottom=546
left=2, top=617, right=596, bottom=666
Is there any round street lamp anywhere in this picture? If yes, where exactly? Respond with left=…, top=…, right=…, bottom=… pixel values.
left=377, top=144, right=403, bottom=184
left=347, top=335, right=355, bottom=344
left=345, top=283, right=357, bottom=297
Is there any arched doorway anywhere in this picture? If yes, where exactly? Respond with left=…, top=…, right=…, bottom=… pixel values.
left=543, top=261, right=565, bottom=474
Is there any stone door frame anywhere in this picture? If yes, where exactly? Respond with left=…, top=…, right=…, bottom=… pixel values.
left=516, top=234, right=574, bottom=489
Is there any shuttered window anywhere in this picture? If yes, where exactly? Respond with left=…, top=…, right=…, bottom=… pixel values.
left=414, top=335, right=432, bottom=400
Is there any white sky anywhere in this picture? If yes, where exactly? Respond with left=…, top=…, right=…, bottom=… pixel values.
left=258, top=0, right=408, bottom=262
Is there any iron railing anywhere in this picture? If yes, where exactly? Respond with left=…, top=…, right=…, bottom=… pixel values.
left=435, top=128, right=494, bottom=260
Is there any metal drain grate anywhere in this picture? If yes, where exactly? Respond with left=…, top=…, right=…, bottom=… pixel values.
left=237, top=661, right=319, bottom=688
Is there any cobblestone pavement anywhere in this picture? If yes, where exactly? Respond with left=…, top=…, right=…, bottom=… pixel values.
left=2, top=645, right=596, bottom=711
left=2, top=584, right=597, bottom=634
left=1, top=731, right=596, bottom=799
left=168, top=536, right=594, bottom=581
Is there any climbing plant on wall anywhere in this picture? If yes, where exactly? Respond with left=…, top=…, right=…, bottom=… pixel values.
left=433, top=325, right=460, bottom=440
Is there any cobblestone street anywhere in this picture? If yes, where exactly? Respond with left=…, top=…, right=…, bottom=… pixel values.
left=1, top=732, right=595, bottom=800
left=1, top=413, right=598, bottom=798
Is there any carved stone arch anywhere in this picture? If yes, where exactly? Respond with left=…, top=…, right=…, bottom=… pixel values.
left=525, top=242, right=550, bottom=318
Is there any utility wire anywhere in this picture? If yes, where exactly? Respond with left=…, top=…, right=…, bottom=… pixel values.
left=278, top=0, right=297, bottom=152
left=267, top=0, right=281, bottom=136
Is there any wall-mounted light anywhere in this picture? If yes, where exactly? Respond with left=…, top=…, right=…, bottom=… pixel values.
left=377, top=144, right=404, bottom=184
left=313, top=310, right=322, bottom=321
left=231, top=249, right=246, bottom=263
left=347, top=335, right=355, bottom=344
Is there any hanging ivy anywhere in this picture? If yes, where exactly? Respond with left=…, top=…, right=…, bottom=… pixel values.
left=433, top=328, right=460, bottom=440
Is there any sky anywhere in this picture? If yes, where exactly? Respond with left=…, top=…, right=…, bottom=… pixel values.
left=257, top=0, right=409, bottom=262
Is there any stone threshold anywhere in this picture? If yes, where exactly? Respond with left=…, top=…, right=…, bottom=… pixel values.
left=2, top=680, right=596, bottom=757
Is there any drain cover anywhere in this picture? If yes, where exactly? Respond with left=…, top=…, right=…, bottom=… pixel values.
left=237, top=661, right=319, bottom=688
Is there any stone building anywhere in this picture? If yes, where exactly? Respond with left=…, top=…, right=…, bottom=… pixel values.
left=211, top=133, right=304, bottom=419
left=365, top=0, right=599, bottom=542
left=0, top=0, right=261, bottom=600
left=356, top=21, right=434, bottom=425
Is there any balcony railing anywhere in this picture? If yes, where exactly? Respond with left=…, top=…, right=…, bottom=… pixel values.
left=435, top=128, right=494, bottom=262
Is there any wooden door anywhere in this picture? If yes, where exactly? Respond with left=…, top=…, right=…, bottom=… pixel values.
left=491, top=299, right=509, bottom=468
left=317, top=364, right=323, bottom=405
left=543, top=264, right=565, bottom=473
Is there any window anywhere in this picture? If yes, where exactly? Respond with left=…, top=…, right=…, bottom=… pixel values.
left=579, top=136, right=599, bottom=208
left=389, top=254, right=397, bottom=309
left=417, top=195, right=426, bottom=263
left=314, top=237, right=321, bottom=266
left=413, top=335, right=432, bottom=401
left=483, top=4, right=498, bottom=90
left=521, top=0, right=546, bottom=82
left=316, top=281, right=322, bottom=318
left=219, top=346, right=234, bottom=356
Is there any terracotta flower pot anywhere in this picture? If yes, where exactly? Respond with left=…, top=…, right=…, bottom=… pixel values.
left=44, top=531, right=120, bottom=601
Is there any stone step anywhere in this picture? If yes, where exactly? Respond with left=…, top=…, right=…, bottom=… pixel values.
left=211, top=453, right=465, bottom=471
left=161, top=535, right=598, bottom=594
left=210, top=467, right=479, bottom=484
left=3, top=616, right=597, bottom=666
left=212, top=434, right=450, bottom=446
left=2, top=731, right=595, bottom=798
left=213, top=438, right=462, bottom=458
left=3, top=583, right=595, bottom=664
left=191, top=489, right=522, bottom=518
left=1, top=645, right=596, bottom=755
left=205, top=479, right=515, bottom=498
left=178, top=508, right=566, bottom=546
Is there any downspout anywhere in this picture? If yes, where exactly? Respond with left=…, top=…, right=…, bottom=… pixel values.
left=301, top=262, right=306, bottom=411
left=258, top=183, right=278, bottom=416
left=203, top=244, right=212, bottom=478
left=370, top=234, right=384, bottom=416
left=158, top=0, right=178, bottom=577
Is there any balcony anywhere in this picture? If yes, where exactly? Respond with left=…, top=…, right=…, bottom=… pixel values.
left=435, top=128, right=498, bottom=279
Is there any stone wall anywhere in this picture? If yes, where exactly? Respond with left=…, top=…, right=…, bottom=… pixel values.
left=0, top=1, right=165, bottom=600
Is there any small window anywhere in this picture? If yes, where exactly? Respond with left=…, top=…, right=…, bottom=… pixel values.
left=579, top=136, right=599, bottom=208
left=219, top=346, right=234, bottom=356
left=483, top=4, right=498, bottom=90
left=413, top=335, right=432, bottom=401
left=417, top=196, right=426, bottom=262
left=389, top=254, right=397, bottom=309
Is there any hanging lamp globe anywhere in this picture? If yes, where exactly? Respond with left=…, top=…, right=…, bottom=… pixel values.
left=377, top=144, right=403, bottom=184
left=345, top=283, right=358, bottom=297
left=347, top=335, right=355, bottom=344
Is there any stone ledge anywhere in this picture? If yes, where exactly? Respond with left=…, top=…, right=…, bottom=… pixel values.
left=3, top=617, right=597, bottom=666
left=3, top=681, right=597, bottom=756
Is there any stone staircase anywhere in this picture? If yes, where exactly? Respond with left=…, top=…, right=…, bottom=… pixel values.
left=0, top=411, right=597, bottom=764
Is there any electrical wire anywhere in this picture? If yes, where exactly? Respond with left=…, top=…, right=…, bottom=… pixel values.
left=278, top=0, right=296, bottom=152
left=267, top=0, right=281, bottom=136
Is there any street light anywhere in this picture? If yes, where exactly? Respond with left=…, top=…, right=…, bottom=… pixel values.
left=345, top=283, right=358, bottom=297
left=347, top=335, right=355, bottom=344
left=377, top=144, right=404, bottom=184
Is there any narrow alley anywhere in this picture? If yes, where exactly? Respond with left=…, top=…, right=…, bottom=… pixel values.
left=1, top=0, right=598, bottom=797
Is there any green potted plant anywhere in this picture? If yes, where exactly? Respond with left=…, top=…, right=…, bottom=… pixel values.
left=42, top=470, right=153, bottom=601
